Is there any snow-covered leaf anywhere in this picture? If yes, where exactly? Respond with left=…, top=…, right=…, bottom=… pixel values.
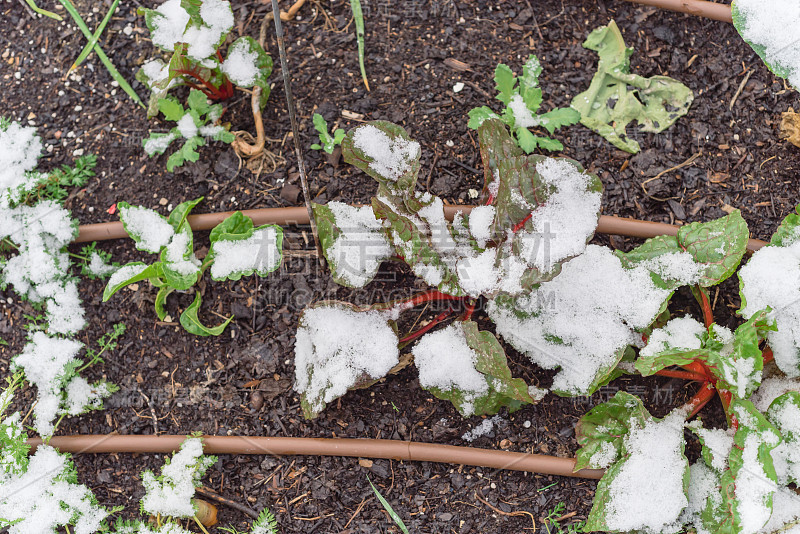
left=342, top=121, right=421, bottom=195
left=208, top=221, right=283, bottom=281
left=102, top=263, right=159, bottom=301
left=118, top=202, right=175, bottom=254
left=574, top=391, right=652, bottom=471
left=732, top=1, right=799, bottom=88
left=414, top=321, right=537, bottom=417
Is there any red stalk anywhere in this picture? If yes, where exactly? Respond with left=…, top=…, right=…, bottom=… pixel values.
left=654, top=369, right=709, bottom=382
left=512, top=213, right=533, bottom=233
left=697, top=286, right=714, bottom=328
left=462, top=299, right=477, bottom=321
left=763, top=346, right=773, bottom=364
left=174, top=69, right=226, bottom=99
left=394, top=289, right=468, bottom=313
left=686, top=383, right=716, bottom=419
left=399, top=311, right=452, bottom=344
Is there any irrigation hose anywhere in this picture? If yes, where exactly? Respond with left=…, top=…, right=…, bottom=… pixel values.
left=74, top=206, right=767, bottom=252
left=28, top=435, right=605, bottom=480
left=622, top=0, right=733, bottom=23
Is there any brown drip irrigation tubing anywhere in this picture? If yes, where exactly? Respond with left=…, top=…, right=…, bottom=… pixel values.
left=28, top=435, right=604, bottom=480
left=75, top=206, right=767, bottom=252
left=622, top=0, right=733, bottom=23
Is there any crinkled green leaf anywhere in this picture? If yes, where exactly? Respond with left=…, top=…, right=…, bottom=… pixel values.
left=371, top=195, right=463, bottom=296
left=102, top=263, right=158, bottom=301
left=731, top=3, right=795, bottom=88
left=768, top=203, right=800, bottom=247
left=226, top=36, right=272, bottom=89
left=420, top=321, right=537, bottom=417
left=574, top=391, right=652, bottom=471
left=167, top=136, right=205, bottom=172
left=342, top=121, right=420, bottom=195
left=186, top=89, right=210, bottom=115
left=179, top=292, right=232, bottom=336
left=570, top=20, right=693, bottom=154
left=167, top=197, right=203, bottom=231
left=157, top=97, right=185, bottom=123
left=140, top=132, right=176, bottom=156
left=538, top=107, right=581, bottom=135
left=529, top=135, right=564, bottom=152
left=209, top=211, right=254, bottom=244
left=635, top=348, right=700, bottom=376
left=677, top=210, right=749, bottom=287
left=703, top=309, right=774, bottom=400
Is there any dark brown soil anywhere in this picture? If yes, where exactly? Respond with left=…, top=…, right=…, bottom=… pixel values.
left=1, top=0, right=796, bottom=532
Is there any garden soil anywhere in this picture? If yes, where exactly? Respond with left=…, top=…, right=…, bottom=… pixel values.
left=1, top=0, right=798, bottom=532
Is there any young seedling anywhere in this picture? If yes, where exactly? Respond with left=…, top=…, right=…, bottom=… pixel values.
left=137, top=0, right=273, bottom=116
left=142, top=88, right=235, bottom=171
left=367, top=475, right=410, bottom=534
left=310, top=113, right=345, bottom=154
left=468, top=54, right=580, bottom=153
left=103, top=198, right=283, bottom=336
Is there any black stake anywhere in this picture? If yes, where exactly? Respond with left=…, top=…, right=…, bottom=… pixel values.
left=271, top=0, right=324, bottom=266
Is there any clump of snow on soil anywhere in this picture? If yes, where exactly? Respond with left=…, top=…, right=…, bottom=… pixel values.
left=489, top=245, right=674, bottom=395
left=87, top=252, right=117, bottom=277
left=640, top=316, right=705, bottom=358
left=0, top=443, right=110, bottom=534
left=0, top=120, right=44, bottom=203
left=461, top=415, right=502, bottom=442
left=221, top=38, right=260, bottom=86
left=210, top=226, right=281, bottom=279
left=414, top=324, right=488, bottom=416
left=604, top=409, right=689, bottom=532
left=739, top=240, right=800, bottom=377
left=735, top=0, right=800, bottom=88
left=352, top=125, right=420, bottom=182
left=294, top=305, right=399, bottom=414
left=119, top=204, right=175, bottom=253
left=141, top=437, right=214, bottom=518
left=326, top=202, right=391, bottom=287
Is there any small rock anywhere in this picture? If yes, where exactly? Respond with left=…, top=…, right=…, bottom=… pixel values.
left=250, top=391, right=264, bottom=410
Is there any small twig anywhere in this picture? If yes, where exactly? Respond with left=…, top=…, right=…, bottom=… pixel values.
left=640, top=151, right=702, bottom=201
left=474, top=490, right=536, bottom=531
left=729, top=69, right=753, bottom=110
left=196, top=486, right=259, bottom=519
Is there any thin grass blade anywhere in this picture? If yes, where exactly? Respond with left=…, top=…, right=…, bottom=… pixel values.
left=70, top=0, right=120, bottom=73
left=367, top=475, right=410, bottom=534
left=24, top=0, right=63, bottom=21
left=57, top=0, right=144, bottom=108
left=349, top=0, right=369, bottom=91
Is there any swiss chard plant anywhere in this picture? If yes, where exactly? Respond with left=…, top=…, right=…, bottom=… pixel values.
left=570, top=20, right=694, bottom=154
left=310, top=112, right=345, bottom=154
left=298, top=117, right=800, bottom=531
left=103, top=198, right=283, bottom=336
left=137, top=0, right=273, bottom=167
left=468, top=54, right=580, bottom=153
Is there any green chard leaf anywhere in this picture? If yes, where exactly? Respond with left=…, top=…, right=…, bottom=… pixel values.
left=766, top=391, right=800, bottom=486
left=342, top=121, right=421, bottom=195
left=180, top=292, right=232, bottom=336
left=731, top=2, right=796, bottom=88
left=571, top=20, right=693, bottom=154
left=574, top=391, right=652, bottom=471
left=102, top=263, right=159, bottom=301
left=225, top=36, right=273, bottom=90
left=154, top=286, right=174, bottom=321
left=467, top=106, right=500, bottom=130
left=493, top=62, right=516, bottom=105
left=159, top=224, right=200, bottom=290
left=415, top=321, right=538, bottom=417
left=768, top=203, right=800, bottom=247
left=167, top=197, right=203, bottom=231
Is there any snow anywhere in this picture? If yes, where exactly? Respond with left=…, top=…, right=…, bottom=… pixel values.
left=352, top=124, right=420, bottom=182
left=63, top=377, right=111, bottom=416
left=682, top=461, right=722, bottom=534
left=489, top=245, right=672, bottom=395
left=693, top=425, right=734, bottom=472
left=604, top=409, right=689, bottom=532
left=461, top=415, right=502, bottom=442
left=752, top=377, right=800, bottom=411
left=141, top=59, right=170, bottom=86
left=326, top=202, right=391, bottom=287
left=508, top=94, right=542, bottom=128
left=210, top=226, right=281, bottom=279
left=766, top=393, right=800, bottom=485
left=119, top=204, right=175, bottom=253
left=87, top=251, right=117, bottom=276
left=176, top=113, right=198, bottom=139
left=148, top=0, right=190, bottom=52
left=641, top=251, right=703, bottom=285
left=0, top=120, right=44, bottom=203
left=221, top=38, right=260, bottom=86
left=590, top=440, right=618, bottom=468
left=107, top=263, right=150, bottom=290
left=0, top=444, right=110, bottom=534
left=414, top=324, right=489, bottom=415
left=141, top=437, right=214, bottom=518
left=11, top=332, right=84, bottom=436
left=294, top=305, right=399, bottom=415
left=735, top=0, right=800, bottom=88
left=468, top=205, right=495, bottom=247
left=640, top=316, right=705, bottom=357
left=739, top=241, right=800, bottom=377
left=519, top=158, right=602, bottom=271
left=164, top=231, right=201, bottom=276
left=143, top=132, right=178, bottom=155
